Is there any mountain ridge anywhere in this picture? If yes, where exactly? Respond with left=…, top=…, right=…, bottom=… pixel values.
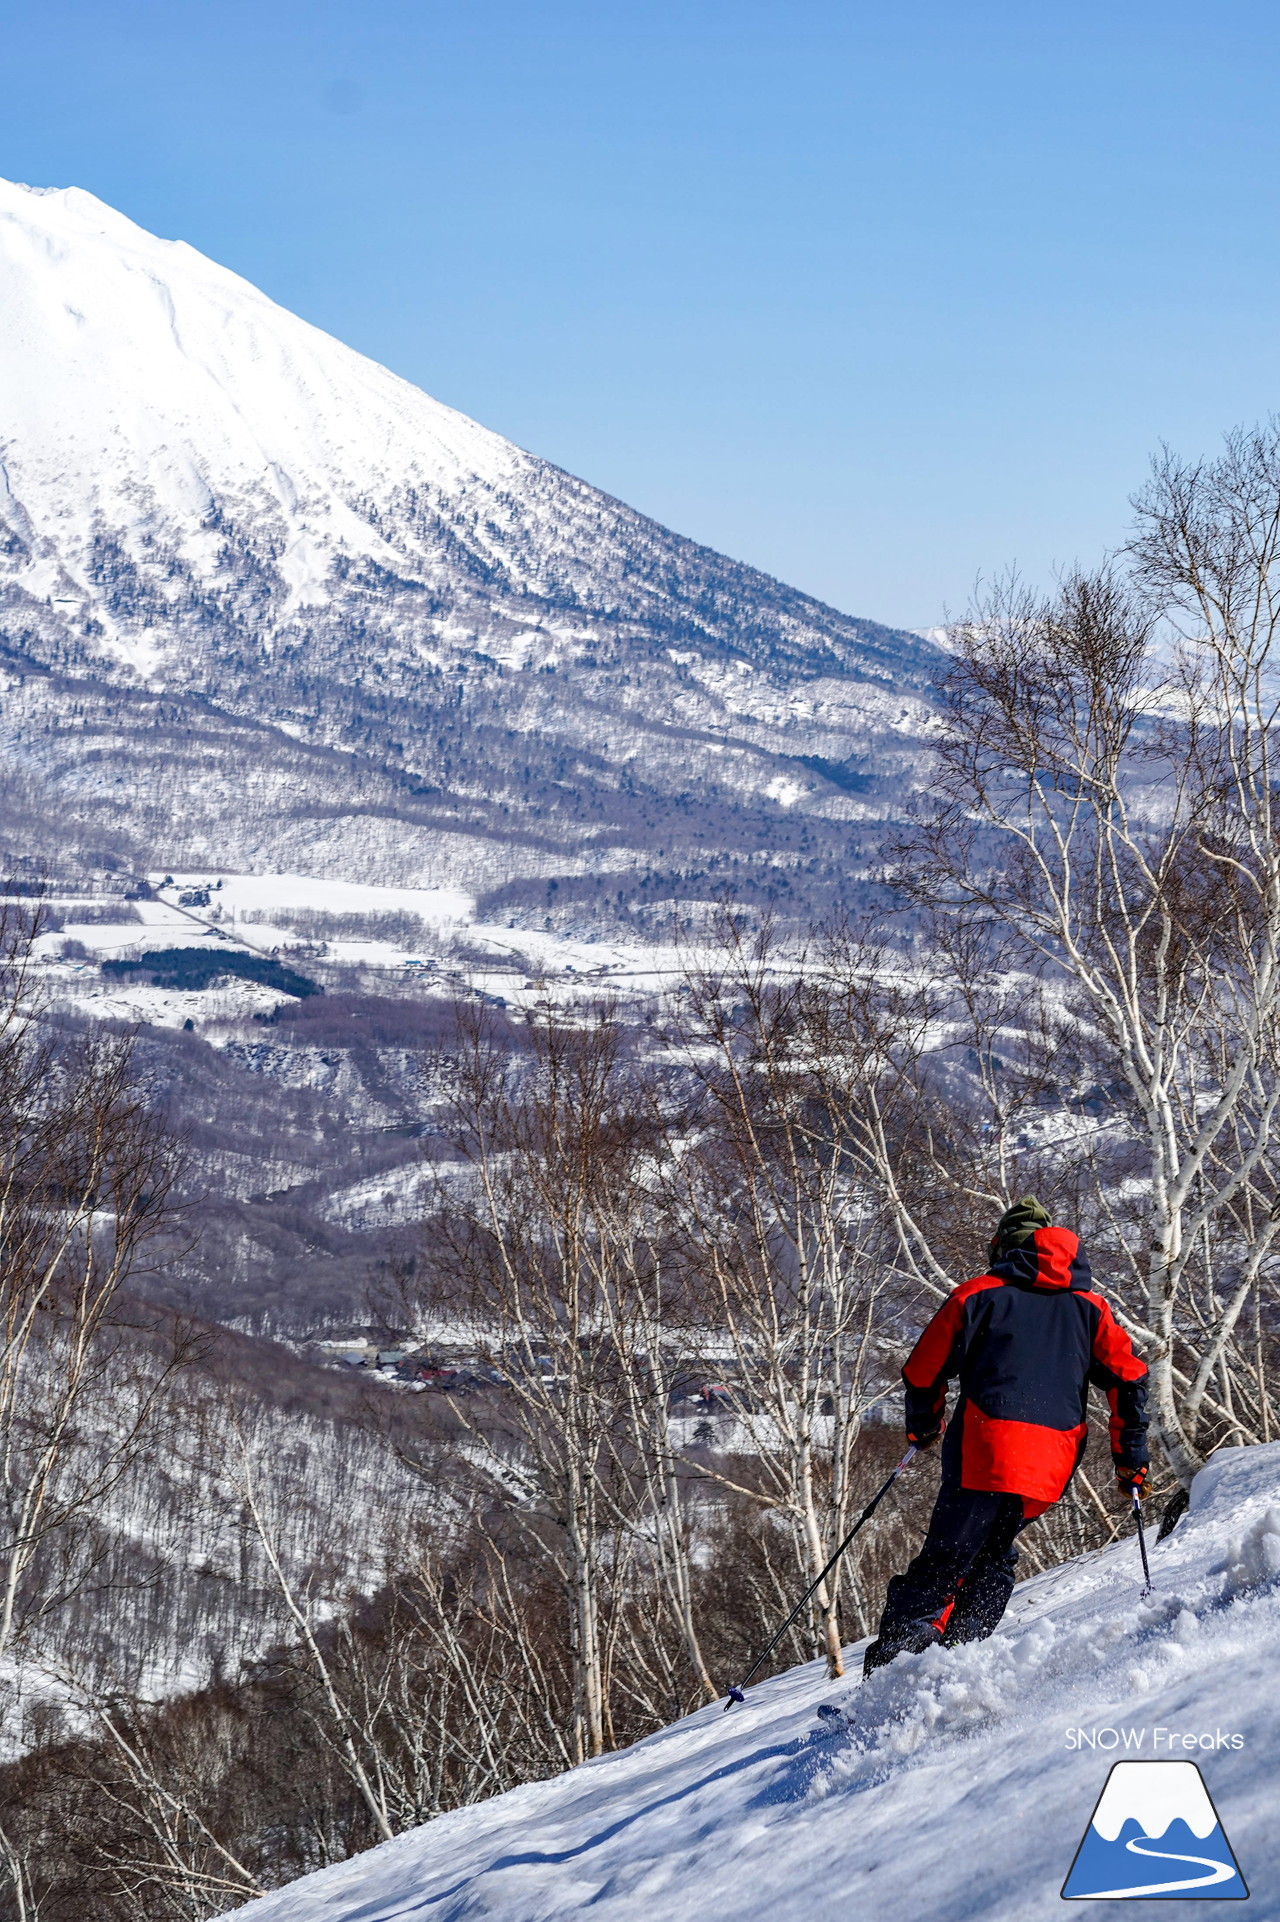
left=0, top=178, right=939, bottom=920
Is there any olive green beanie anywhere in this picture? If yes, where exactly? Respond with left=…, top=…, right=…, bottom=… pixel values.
left=990, top=1196, right=1052, bottom=1257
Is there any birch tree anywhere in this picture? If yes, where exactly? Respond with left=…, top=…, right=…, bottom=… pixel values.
left=0, top=893, right=183, bottom=1908
left=424, top=1003, right=654, bottom=1760
left=911, top=427, right=1280, bottom=1483
left=660, top=925, right=906, bottom=1670
left=0, top=898, right=180, bottom=1684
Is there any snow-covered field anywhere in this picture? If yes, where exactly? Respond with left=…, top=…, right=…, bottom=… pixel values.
left=32, top=869, right=721, bottom=1032
left=225, top=1442, right=1280, bottom=1921
left=181, top=873, right=474, bottom=934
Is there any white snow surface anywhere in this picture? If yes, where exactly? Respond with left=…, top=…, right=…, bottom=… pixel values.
left=175, top=874, right=474, bottom=927
left=0, top=178, right=524, bottom=630
left=225, top=1442, right=1280, bottom=1922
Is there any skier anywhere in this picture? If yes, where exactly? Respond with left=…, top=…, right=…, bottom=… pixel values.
left=863, top=1198, right=1149, bottom=1674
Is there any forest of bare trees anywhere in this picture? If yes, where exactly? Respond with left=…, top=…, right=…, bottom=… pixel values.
left=2, top=433, right=1280, bottom=1918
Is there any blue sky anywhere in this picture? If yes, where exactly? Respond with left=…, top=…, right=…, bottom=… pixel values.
left=4, top=0, right=1280, bottom=629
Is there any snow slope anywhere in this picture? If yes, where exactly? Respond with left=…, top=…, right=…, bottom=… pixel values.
left=0, top=177, right=939, bottom=916
left=0, top=178, right=525, bottom=638
left=225, top=1442, right=1280, bottom=1921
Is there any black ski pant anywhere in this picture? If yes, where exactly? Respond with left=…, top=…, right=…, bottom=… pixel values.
left=869, top=1483, right=1027, bottom=1662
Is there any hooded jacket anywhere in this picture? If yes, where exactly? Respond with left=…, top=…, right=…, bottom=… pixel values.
left=902, top=1227, right=1148, bottom=1515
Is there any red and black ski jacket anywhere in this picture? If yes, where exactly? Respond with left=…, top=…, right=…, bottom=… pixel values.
left=902, top=1228, right=1148, bottom=1516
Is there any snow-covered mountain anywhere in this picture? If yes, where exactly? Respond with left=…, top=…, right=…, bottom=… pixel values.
left=225, top=1443, right=1279, bottom=1920
left=0, top=178, right=938, bottom=920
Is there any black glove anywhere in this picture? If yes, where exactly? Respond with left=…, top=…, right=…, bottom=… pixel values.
left=1115, top=1463, right=1149, bottom=1498
left=907, top=1429, right=941, bottom=1449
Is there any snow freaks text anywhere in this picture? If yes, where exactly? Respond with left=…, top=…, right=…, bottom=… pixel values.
left=1065, top=1728, right=1246, bottom=1752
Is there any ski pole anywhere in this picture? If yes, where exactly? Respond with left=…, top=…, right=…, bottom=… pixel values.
left=723, top=1444, right=918, bottom=1711
left=1133, top=1485, right=1153, bottom=1596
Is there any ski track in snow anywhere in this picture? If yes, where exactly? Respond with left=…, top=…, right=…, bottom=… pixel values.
left=226, top=1443, right=1280, bottom=1922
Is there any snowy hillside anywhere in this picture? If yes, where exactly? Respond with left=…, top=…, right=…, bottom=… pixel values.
left=0, top=178, right=938, bottom=922
left=225, top=1443, right=1280, bottom=1920
left=0, top=182, right=522, bottom=630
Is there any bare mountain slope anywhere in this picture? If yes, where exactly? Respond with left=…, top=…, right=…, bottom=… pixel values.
left=0, top=179, right=938, bottom=921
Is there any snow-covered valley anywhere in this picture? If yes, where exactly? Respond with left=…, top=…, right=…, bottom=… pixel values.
left=24, top=863, right=731, bottom=1330
left=225, top=1442, right=1280, bottom=1921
